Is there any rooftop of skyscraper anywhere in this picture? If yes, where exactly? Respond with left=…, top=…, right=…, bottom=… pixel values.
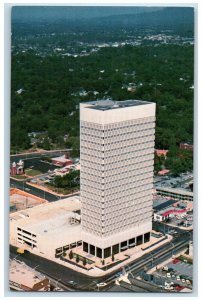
left=84, top=99, right=152, bottom=111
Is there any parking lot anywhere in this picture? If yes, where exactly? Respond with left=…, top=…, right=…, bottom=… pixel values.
left=151, top=256, right=193, bottom=291
left=163, top=212, right=193, bottom=229
left=154, top=172, right=193, bottom=195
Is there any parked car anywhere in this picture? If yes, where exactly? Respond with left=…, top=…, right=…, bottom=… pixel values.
left=176, top=276, right=181, bottom=281
left=166, top=273, right=171, bottom=278
left=165, top=286, right=174, bottom=290
left=173, top=258, right=180, bottom=264
left=68, top=281, right=77, bottom=287
left=97, top=283, right=107, bottom=287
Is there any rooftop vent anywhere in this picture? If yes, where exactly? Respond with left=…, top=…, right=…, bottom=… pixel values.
left=96, top=99, right=115, bottom=108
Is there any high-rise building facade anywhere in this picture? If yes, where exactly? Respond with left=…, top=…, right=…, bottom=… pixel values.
left=80, top=100, right=156, bottom=259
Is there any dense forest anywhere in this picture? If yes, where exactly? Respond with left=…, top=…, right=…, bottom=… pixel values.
left=11, top=44, right=194, bottom=150
left=11, top=7, right=194, bottom=174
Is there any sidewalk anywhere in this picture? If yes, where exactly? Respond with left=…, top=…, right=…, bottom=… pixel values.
left=146, top=249, right=186, bottom=275
left=28, top=234, right=173, bottom=278
left=26, top=181, right=80, bottom=198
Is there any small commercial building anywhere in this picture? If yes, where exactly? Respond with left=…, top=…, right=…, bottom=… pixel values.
left=10, top=196, right=82, bottom=258
left=51, top=155, right=73, bottom=167
left=9, top=260, right=50, bottom=291
left=154, top=207, right=187, bottom=222
left=155, top=149, right=169, bottom=157
left=156, top=187, right=193, bottom=201
left=158, top=169, right=170, bottom=176
left=10, top=160, right=24, bottom=176
left=179, top=143, right=193, bottom=151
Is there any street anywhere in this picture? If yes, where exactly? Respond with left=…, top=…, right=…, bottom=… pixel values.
left=10, top=229, right=191, bottom=292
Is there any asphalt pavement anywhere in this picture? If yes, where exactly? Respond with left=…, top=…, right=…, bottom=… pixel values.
left=10, top=178, right=74, bottom=202
left=10, top=246, right=93, bottom=291
left=9, top=229, right=191, bottom=292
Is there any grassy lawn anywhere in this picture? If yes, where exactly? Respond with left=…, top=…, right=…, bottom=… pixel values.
left=45, top=184, right=79, bottom=195
left=178, top=255, right=193, bottom=264
left=11, top=175, right=27, bottom=180
left=25, top=169, right=42, bottom=177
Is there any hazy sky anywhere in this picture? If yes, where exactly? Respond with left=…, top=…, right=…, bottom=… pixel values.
left=12, top=6, right=163, bottom=22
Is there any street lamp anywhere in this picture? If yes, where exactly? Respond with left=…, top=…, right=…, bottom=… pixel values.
left=170, top=242, right=175, bottom=257
left=33, top=265, right=39, bottom=270
left=149, top=252, right=154, bottom=268
left=55, top=278, right=62, bottom=289
left=13, top=254, right=20, bottom=261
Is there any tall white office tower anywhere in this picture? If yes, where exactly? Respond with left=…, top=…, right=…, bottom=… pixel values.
left=80, top=100, right=156, bottom=259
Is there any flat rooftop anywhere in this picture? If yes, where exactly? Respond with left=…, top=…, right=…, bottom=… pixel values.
left=153, top=199, right=177, bottom=211
left=10, top=188, right=47, bottom=212
left=85, top=99, right=152, bottom=111
left=156, top=187, right=193, bottom=197
left=10, top=196, right=81, bottom=237
left=10, top=259, right=46, bottom=288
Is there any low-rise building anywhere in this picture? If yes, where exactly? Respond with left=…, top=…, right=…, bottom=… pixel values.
left=10, top=196, right=82, bottom=258
left=154, top=207, right=187, bottom=222
left=10, top=160, right=24, bottom=176
left=158, top=169, right=170, bottom=176
left=51, top=155, right=73, bottom=167
left=179, top=142, right=193, bottom=151
left=9, top=260, right=49, bottom=291
left=155, top=149, right=169, bottom=158
left=156, top=187, right=193, bottom=201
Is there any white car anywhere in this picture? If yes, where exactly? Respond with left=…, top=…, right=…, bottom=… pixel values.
left=181, top=279, right=186, bottom=283
left=186, top=280, right=191, bottom=285
left=176, top=276, right=181, bottom=281
left=165, top=286, right=174, bottom=290
left=97, top=283, right=107, bottom=287
left=166, top=273, right=171, bottom=278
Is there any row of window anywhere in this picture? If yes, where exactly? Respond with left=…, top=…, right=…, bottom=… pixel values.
left=81, top=165, right=153, bottom=182
left=81, top=182, right=153, bottom=199
left=82, top=213, right=152, bottom=236
left=81, top=190, right=152, bottom=204
left=80, top=146, right=154, bottom=165
left=81, top=127, right=155, bottom=141
left=82, top=199, right=152, bottom=217
left=17, top=227, right=36, bottom=238
left=81, top=154, right=154, bottom=174
left=81, top=175, right=153, bottom=191
left=81, top=116, right=155, bottom=131
left=81, top=136, right=155, bottom=150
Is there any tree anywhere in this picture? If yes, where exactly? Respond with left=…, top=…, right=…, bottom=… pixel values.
left=69, top=250, right=73, bottom=260
left=83, top=257, right=87, bottom=266
left=76, top=254, right=80, bottom=263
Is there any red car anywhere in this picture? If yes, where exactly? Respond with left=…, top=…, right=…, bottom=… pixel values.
left=173, top=258, right=180, bottom=264
left=175, top=285, right=184, bottom=291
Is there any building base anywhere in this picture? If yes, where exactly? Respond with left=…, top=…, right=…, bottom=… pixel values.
left=82, top=232, right=151, bottom=259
